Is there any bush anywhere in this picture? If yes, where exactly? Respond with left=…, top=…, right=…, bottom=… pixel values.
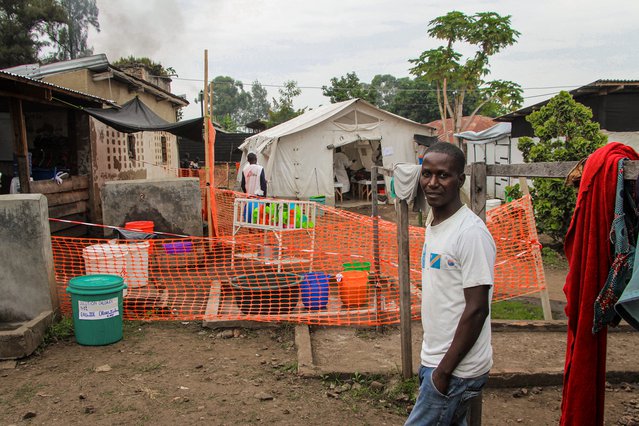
left=518, top=91, right=606, bottom=244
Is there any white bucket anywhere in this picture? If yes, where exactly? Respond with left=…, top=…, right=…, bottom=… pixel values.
left=486, top=199, right=502, bottom=212
left=82, top=242, right=150, bottom=295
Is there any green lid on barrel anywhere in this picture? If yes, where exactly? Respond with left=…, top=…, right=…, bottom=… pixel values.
left=67, top=274, right=125, bottom=294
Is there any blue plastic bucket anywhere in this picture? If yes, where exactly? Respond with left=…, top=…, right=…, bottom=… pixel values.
left=300, top=272, right=330, bottom=310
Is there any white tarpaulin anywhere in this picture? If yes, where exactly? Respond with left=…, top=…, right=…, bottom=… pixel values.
left=237, top=99, right=435, bottom=204
left=454, top=122, right=512, bottom=145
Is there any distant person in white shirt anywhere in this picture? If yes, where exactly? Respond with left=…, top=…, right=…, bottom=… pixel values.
left=405, top=142, right=496, bottom=426
left=241, top=152, right=267, bottom=196
left=333, top=147, right=354, bottom=198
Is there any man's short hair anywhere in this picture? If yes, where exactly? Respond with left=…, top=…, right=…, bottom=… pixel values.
left=247, top=152, right=257, bottom=163
left=425, top=142, right=466, bottom=174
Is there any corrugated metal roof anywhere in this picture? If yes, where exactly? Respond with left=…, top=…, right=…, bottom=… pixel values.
left=3, top=54, right=110, bottom=79
left=3, top=54, right=188, bottom=107
left=0, top=70, right=116, bottom=106
left=497, top=79, right=639, bottom=121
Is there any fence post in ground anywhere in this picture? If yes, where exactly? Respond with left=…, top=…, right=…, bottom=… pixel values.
left=518, top=177, right=553, bottom=321
left=372, top=166, right=382, bottom=328
left=397, top=198, right=413, bottom=379
left=470, top=162, right=487, bottom=221
left=469, top=161, right=487, bottom=425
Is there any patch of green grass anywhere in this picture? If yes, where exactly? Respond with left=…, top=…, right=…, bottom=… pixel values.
left=43, top=317, right=74, bottom=344
left=276, top=361, right=298, bottom=373
left=491, top=300, right=543, bottom=320
left=542, top=247, right=568, bottom=269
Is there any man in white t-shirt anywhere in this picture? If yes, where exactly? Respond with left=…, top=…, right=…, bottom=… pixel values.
left=405, top=142, right=496, bottom=426
left=241, top=152, right=267, bottom=196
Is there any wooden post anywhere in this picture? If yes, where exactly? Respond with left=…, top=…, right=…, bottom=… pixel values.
left=397, top=198, right=413, bottom=379
left=518, top=177, right=553, bottom=320
left=468, top=161, right=487, bottom=425
left=372, top=166, right=381, bottom=328
left=470, top=162, right=487, bottom=220
left=9, top=98, right=31, bottom=193
left=203, top=50, right=214, bottom=240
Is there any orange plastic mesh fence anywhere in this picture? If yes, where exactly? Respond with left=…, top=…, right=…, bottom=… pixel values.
left=51, top=193, right=545, bottom=325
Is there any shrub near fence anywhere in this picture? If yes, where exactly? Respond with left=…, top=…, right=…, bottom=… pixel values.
left=51, top=191, right=545, bottom=325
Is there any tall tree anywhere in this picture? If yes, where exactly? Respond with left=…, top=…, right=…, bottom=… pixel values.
left=370, top=74, right=399, bottom=110
left=0, top=0, right=66, bottom=68
left=386, top=77, right=441, bottom=123
left=246, top=80, right=270, bottom=123
left=209, top=75, right=251, bottom=130
left=518, top=91, right=607, bottom=244
left=409, top=11, right=523, bottom=145
left=45, top=0, right=99, bottom=61
left=266, top=80, right=304, bottom=128
left=322, top=72, right=378, bottom=104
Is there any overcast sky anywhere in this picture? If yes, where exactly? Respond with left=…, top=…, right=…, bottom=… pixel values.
left=89, top=0, right=639, bottom=120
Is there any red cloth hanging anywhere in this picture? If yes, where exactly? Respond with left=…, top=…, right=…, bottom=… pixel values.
left=561, top=142, right=639, bottom=425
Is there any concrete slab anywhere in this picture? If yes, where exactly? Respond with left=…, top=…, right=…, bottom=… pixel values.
left=0, top=311, right=54, bottom=360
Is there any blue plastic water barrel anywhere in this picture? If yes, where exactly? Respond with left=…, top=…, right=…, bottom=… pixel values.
left=300, top=272, right=330, bottom=310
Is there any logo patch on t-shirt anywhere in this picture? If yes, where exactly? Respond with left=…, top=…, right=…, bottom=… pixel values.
left=430, top=253, right=441, bottom=269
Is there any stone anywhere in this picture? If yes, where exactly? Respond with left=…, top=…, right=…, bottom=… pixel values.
left=84, top=406, right=95, bottom=414
left=22, top=411, right=36, bottom=420
left=256, top=392, right=274, bottom=401
left=94, top=365, right=111, bottom=372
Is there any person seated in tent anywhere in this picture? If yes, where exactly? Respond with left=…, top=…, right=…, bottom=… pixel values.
left=333, top=147, right=355, bottom=199
left=241, top=152, right=267, bottom=196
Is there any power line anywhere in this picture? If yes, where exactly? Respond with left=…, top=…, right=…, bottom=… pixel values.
left=161, top=74, right=583, bottom=93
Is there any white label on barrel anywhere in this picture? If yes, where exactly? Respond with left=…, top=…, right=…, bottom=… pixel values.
left=78, top=298, right=120, bottom=320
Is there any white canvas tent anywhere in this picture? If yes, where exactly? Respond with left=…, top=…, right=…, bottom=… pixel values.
left=238, top=99, right=435, bottom=204
left=455, top=122, right=517, bottom=199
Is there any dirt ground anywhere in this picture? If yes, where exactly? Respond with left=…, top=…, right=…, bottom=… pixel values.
left=3, top=203, right=638, bottom=425
left=2, top=322, right=639, bottom=426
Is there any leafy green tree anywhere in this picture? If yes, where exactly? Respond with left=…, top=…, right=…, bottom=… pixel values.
left=369, top=74, right=399, bottom=109
left=266, top=80, right=304, bottom=128
left=209, top=75, right=250, bottom=130
left=409, top=11, right=523, bottom=145
left=44, top=0, right=99, bottom=61
left=386, top=77, right=440, bottom=123
left=0, top=0, right=66, bottom=68
left=322, top=72, right=378, bottom=104
left=246, top=80, right=270, bottom=123
left=218, top=114, right=238, bottom=132
left=518, top=91, right=607, bottom=244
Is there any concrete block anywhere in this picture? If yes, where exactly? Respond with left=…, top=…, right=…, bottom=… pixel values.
left=0, top=194, right=58, bottom=322
left=101, top=178, right=202, bottom=237
left=0, top=311, right=54, bottom=359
